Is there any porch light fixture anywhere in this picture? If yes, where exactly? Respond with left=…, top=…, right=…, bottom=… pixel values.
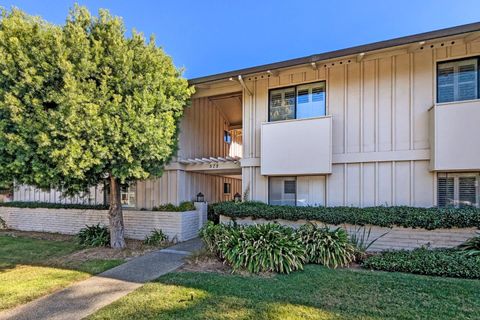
left=196, top=192, right=205, bottom=202
left=233, top=193, right=242, bottom=202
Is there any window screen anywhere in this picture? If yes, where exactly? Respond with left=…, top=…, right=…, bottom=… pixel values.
left=437, top=58, right=479, bottom=103
left=269, top=177, right=296, bottom=206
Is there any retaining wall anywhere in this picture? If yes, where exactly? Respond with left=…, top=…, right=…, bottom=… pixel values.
left=0, top=202, right=207, bottom=242
left=219, top=215, right=478, bottom=251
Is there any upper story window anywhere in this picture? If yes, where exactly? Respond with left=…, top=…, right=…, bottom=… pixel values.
left=437, top=57, right=479, bottom=103
left=269, top=81, right=326, bottom=121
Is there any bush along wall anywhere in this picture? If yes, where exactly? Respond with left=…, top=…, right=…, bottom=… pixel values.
left=0, top=201, right=108, bottom=210
left=362, top=248, right=480, bottom=279
left=213, top=201, right=480, bottom=230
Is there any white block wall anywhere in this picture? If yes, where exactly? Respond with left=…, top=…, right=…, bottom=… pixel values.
left=220, top=215, right=478, bottom=251
left=0, top=203, right=208, bottom=242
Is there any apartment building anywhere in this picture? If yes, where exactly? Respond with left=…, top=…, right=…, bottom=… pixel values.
left=15, top=23, right=480, bottom=208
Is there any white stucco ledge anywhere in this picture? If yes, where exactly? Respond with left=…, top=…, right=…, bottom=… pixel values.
left=220, top=215, right=478, bottom=251
left=0, top=202, right=207, bottom=242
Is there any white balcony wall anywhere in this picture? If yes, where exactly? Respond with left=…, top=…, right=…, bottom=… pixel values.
left=430, top=100, right=480, bottom=171
left=260, top=116, right=332, bottom=175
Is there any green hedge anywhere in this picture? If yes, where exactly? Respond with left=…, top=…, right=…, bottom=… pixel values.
left=0, top=201, right=108, bottom=210
left=362, top=248, right=480, bottom=279
left=213, top=201, right=480, bottom=230
left=151, top=201, right=196, bottom=212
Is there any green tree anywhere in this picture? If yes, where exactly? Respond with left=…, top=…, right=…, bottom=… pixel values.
left=0, top=6, right=193, bottom=248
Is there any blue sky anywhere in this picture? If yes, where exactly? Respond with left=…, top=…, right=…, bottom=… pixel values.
left=1, top=1, right=479, bottom=78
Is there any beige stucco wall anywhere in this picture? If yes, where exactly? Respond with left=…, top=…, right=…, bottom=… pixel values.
left=0, top=202, right=207, bottom=242
left=220, top=215, right=478, bottom=251
left=238, top=35, right=480, bottom=207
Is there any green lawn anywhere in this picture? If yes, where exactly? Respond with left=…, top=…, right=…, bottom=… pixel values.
left=0, top=235, right=123, bottom=311
left=89, top=266, right=480, bottom=320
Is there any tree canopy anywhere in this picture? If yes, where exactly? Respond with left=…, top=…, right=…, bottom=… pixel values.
left=0, top=6, right=193, bottom=247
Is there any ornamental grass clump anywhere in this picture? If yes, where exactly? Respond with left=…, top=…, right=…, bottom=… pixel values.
left=298, top=223, right=355, bottom=268
left=200, top=222, right=306, bottom=274
left=77, top=224, right=110, bottom=247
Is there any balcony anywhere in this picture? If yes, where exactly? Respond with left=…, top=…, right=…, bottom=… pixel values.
left=429, top=100, right=480, bottom=171
left=260, top=116, right=332, bottom=176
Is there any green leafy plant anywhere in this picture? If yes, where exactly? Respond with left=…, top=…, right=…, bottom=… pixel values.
left=0, top=201, right=108, bottom=210
left=77, top=224, right=110, bottom=247
left=144, top=229, right=169, bottom=246
left=153, top=201, right=196, bottom=212
left=349, top=225, right=389, bottom=262
left=200, top=222, right=306, bottom=274
left=362, top=248, right=480, bottom=279
left=213, top=201, right=480, bottom=230
left=458, top=234, right=480, bottom=257
left=298, top=223, right=355, bottom=268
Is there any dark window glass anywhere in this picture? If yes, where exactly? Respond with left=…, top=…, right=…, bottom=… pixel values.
left=223, top=183, right=231, bottom=194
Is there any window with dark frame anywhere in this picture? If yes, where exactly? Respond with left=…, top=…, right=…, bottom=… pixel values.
left=437, top=57, right=479, bottom=103
left=269, top=81, right=326, bottom=122
left=223, top=182, right=231, bottom=194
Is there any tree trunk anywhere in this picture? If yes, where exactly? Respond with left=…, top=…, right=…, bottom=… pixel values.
left=108, top=176, right=126, bottom=249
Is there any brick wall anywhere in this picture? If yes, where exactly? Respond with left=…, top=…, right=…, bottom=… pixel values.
left=0, top=203, right=208, bottom=242
left=220, top=215, right=478, bottom=251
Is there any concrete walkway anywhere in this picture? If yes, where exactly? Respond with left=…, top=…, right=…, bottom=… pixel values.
left=0, top=238, right=203, bottom=320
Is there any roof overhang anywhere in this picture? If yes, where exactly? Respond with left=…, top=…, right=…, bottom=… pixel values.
left=189, top=22, right=480, bottom=85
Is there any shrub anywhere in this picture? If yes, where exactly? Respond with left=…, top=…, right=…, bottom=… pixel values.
left=144, top=229, right=169, bottom=246
left=458, top=234, right=480, bottom=257
left=199, top=221, right=230, bottom=254
left=0, top=201, right=108, bottom=210
left=298, top=223, right=355, bottom=268
left=0, top=216, right=6, bottom=229
left=213, top=201, right=480, bottom=230
left=200, top=222, right=306, bottom=274
left=77, top=224, right=110, bottom=247
left=362, top=248, right=480, bottom=279
left=152, top=201, right=196, bottom=212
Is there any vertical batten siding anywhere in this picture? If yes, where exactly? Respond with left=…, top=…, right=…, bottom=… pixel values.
left=178, top=96, right=242, bottom=160
left=14, top=185, right=105, bottom=205
left=135, top=172, right=241, bottom=208
left=242, top=39, right=480, bottom=207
